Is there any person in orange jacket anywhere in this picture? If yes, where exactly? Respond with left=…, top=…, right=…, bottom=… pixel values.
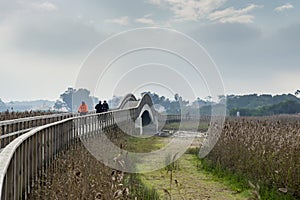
left=78, top=101, right=88, bottom=116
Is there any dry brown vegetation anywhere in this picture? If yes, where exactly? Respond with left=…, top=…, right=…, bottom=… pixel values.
left=205, top=116, right=300, bottom=199
left=28, top=127, right=159, bottom=200
left=28, top=138, right=132, bottom=199
left=0, top=111, right=59, bottom=121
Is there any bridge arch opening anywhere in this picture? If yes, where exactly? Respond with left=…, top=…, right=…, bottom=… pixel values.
left=141, top=110, right=152, bottom=126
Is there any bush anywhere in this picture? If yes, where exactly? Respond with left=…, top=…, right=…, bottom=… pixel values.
left=205, top=116, right=300, bottom=199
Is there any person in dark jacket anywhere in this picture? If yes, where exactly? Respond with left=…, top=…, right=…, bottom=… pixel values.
left=102, top=100, right=109, bottom=112
left=95, top=101, right=103, bottom=113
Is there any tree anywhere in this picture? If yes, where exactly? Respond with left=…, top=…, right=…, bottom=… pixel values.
left=54, top=87, right=98, bottom=112
left=174, top=93, right=179, bottom=101
left=59, top=87, right=76, bottom=111
left=295, top=90, right=300, bottom=97
left=53, top=100, right=67, bottom=111
left=204, top=96, right=212, bottom=103
left=108, top=95, right=122, bottom=108
left=0, top=98, right=7, bottom=112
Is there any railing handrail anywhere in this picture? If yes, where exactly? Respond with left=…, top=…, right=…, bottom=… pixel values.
left=0, top=128, right=34, bottom=140
left=0, top=93, right=159, bottom=199
left=0, top=115, right=77, bottom=198
left=0, top=112, right=73, bottom=126
left=0, top=106, right=139, bottom=194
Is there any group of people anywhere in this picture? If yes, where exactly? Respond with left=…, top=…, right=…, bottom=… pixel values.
left=95, top=100, right=109, bottom=113
left=77, top=100, right=109, bottom=116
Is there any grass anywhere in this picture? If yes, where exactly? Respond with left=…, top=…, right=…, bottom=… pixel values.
left=28, top=140, right=122, bottom=199
left=200, top=157, right=297, bottom=200
left=125, top=173, right=160, bottom=200
left=198, top=158, right=253, bottom=198
left=163, top=121, right=209, bottom=132
left=125, top=133, right=253, bottom=200
left=29, top=117, right=299, bottom=199
left=139, top=154, right=252, bottom=200
left=206, top=116, right=300, bottom=199
left=125, top=135, right=169, bottom=153
left=28, top=128, right=161, bottom=199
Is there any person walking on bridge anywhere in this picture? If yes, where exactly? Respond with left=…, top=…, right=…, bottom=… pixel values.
left=95, top=101, right=103, bottom=113
left=78, top=101, right=88, bottom=116
left=95, top=101, right=103, bottom=122
left=102, top=100, right=109, bottom=112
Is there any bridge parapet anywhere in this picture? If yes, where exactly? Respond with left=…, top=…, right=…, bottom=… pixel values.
left=0, top=113, right=74, bottom=150
left=0, top=93, right=158, bottom=199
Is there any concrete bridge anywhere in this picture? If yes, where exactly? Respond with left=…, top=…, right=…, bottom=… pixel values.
left=0, top=93, right=180, bottom=199
left=117, top=93, right=158, bottom=135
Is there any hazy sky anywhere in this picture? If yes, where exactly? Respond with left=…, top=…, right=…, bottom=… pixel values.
left=0, top=0, right=299, bottom=102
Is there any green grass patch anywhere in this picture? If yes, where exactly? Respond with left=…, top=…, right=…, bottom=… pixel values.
left=258, top=186, right=297, bottom=200
left=198, top=157, right=297, bottom=200
left=124, top=173, right=160, bottom=200
left=198, top=158, right=251, bottom=197
left=139, top=153, right=251, bottom=200
left=163, top=121, right=209, bottom=132
left=125, top=135, right=168, bottom=153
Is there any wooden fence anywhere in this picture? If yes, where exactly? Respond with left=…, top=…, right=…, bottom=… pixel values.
left=0, top=93, right=210, bottom=199
left=0, top=94, right=154, bottom=199
left=0, top=113, right=74, bottom=150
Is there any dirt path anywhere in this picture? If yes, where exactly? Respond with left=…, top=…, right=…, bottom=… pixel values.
left=140, top=154, right=251, bottom=200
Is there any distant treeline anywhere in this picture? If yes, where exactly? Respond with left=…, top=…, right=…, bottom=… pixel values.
left=226, top=93, right=300, bottom=116
left=145, top=92, right=300, bottom=116
left=2, top=88, right=300, bottom=116
left=229, top=100, right=300, bottom=116
left=0, top=98, right=54, bottom=112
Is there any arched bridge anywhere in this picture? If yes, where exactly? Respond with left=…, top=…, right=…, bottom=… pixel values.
left=0, top=93, right=177, bottom=199
left=117, top=93, right=157, bottom=134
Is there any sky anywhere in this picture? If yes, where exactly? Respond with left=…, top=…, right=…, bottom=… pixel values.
left=0, top=0, right=299, bottom=102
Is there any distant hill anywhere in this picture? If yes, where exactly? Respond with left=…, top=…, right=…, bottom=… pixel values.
left=143, top=91, right=300, bottom=116
left=226, top=94, right=300, bottom=110
left=0, top=99, right=7, bottom=111
left=229, top=100, right=300, bottom=116
left=191, top=93, right=300, bottom=116
left=2, top=100, right=55, bottom=112
left=1, top=92, right=299, bottom=116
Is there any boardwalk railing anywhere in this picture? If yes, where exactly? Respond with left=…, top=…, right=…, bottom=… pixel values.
left=0, top=93, right=211, bottom=200
left=0, top=109, right=139, bottom=200
left=0, top=94, right=155, bottom=200
left=0, top=113, right=74, bottom=150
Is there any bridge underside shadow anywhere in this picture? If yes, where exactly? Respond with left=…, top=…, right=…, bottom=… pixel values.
left=135, top=110, right=157, bottom=136
left=141, top=110, right=151, bottom=126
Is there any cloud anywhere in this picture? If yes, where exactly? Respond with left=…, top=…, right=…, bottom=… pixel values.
left=209, top=4, right=262, bottom=24
left=10, top=17, right=106, bottom=57
left=147, top=0, right=226, bottom=21
left=135, top=14, right=155, bottom=25
left=148, top=0, right=261, bottom=23
left=106, top=16, right=129, bottom=26
left=274, top=3, right=293, bottom=12
left=135, top=17, right=155, bottom=25
left=31, top=1, right=58, bottom=12
left=190, top=23, right=262, bottom=47
left=167, top=0, right=226, bottom=21
left=148, top=0, right=162, bottom=6
left=218, top=15, right=254, bottom=24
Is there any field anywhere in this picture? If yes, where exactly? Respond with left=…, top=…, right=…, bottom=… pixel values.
left=205, top=116, right=300, bottom=199
left=28, top=128, right=161, bottom=200
left=28, top=115, right=300, bottom=199
left=126, top=136, right=253, bottom=200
